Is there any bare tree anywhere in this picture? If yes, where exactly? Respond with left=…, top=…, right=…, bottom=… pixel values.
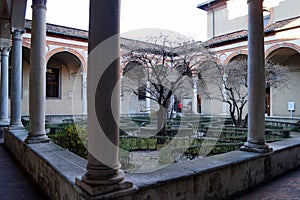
left=199, top=59, right=288, bottom=128
left=121, top=33, right=213, bottom=136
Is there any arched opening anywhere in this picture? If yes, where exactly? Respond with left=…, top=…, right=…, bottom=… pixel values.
left=228, top=54, right=247, bottom=62
left=122, top=61, right=148, bottom=114
left=228, top=54, right=273, bottom=116
left=46, top=51, right=83, bottom=115
left=267, top=47, right=300, bottom=117
left=195, top=60, right=219, bottom=115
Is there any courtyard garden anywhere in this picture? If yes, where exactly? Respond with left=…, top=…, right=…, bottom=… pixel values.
left=43, top=114, right=300, bottom=172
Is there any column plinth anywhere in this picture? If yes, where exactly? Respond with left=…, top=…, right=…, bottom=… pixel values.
left=240, top=141, right=272, bottom=153
left=76, top=169, right=133, bottom=196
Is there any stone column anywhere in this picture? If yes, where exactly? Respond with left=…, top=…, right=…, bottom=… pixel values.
left=192, top=78, right=198, bottom=114
left=222, top=73, right=228, bottom=114
left=146, top=81, right=151, bottom=113
left=0, top=47, right=10, bottom=125
left=241, top=0, right=272, bottom=153
left=76, top=0, right=135, bottom=197
left=25, top=0, right=49, bottom=143
left=81, top=72, right=87, bottom=114
left=9, top=30, right=24, bottom=130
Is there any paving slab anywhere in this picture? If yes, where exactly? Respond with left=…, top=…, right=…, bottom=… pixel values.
left=0, top=143, right=48, bottom=200
left=231, top=167, right=300, bottom=200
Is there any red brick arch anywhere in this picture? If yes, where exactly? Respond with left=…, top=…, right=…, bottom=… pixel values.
left=47, top=47, right=87, bottom=73
left=22, top=42, right=31, bottom=49
left=223, top=50, right=248, bottom=65
left=265, top=43, right=300, bottom=60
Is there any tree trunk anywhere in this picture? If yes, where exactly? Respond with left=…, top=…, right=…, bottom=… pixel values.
left=157, top=106, right=167, bottom=144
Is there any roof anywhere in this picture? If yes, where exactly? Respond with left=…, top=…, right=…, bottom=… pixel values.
left=203, top=16, right=300, bottom=47
left=24, top=20, right=161, bottom=49
left=197, top=0, right=226, bottom=11
left=25, top=20, right=89, bottom=40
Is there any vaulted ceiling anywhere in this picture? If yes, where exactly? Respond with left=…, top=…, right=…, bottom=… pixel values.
left=0, top=0, right=27, bottom=45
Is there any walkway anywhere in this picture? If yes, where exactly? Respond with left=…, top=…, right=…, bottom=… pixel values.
left=231, top=167, right=300, bottom=199
left=0, top=138, right=47, bottom=199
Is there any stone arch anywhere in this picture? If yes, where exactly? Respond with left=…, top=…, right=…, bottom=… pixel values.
left=46, top=49, right=87, bottom=114
left=266, top=43, right=300, bottom=63
left=22, top=41, right=31, bottom=49
left=223, top=50, right=248, bottom=64
left=47, top=47, right=87, bottom=73
left=122, top=60, right=145, bottom=76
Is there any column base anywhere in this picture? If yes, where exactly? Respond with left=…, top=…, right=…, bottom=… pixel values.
left=0, top=119, right=10, bottom=126
left=75, top=171, right=137, bottom=198
left=8, top=124, right=24, bottom=130
left=240, top=141, right=273, bottom=153
left=25, top=134, right=50, bottom=144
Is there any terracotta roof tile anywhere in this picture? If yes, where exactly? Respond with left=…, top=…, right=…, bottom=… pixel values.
left=25, top=20, right=88, bottom=39
left=204, top=16, right=300, bottom=47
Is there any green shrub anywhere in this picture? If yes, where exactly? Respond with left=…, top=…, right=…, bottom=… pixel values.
left=290, top=126, right=300, bottom=132
left=49, top=124, right=88, bottom=159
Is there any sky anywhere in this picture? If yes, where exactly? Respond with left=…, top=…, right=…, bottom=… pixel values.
left=25, top=0, right=208, bottom=41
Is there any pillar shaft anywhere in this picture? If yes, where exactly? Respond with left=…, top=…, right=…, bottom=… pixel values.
left=25, top=0, right=49, bottom=143
left=86, top=0, right=121, bottom=178
left=146, top=81, right=151, bottom=113
left=9, top=30, right=24, bottom=129
left=0, top=47, right=10, bottom=124
left=76, top=0, right=134, bottom=197
left=192, top=78, right=198, bottom=114
left=241, top=0, right=272, bottom=153
left=81, top=72, right=87, bottom=114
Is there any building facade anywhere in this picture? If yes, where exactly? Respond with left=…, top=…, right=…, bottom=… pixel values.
left=198, top=0, right=300, bottom=117
left=5, top=0, right=300, bottom=119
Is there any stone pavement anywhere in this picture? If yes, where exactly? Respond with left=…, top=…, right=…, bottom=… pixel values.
left=0, top=142, right=48, bottom=199
left=231, top=167, right=300, bottom=200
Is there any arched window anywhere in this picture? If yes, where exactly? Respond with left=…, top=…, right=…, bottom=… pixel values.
left=263, top=9, right=271, bottom=27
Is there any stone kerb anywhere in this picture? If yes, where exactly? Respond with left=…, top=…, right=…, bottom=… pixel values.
left=4, top=129, right=87, bottom=199
left=3, top=129, right=300, bottom=199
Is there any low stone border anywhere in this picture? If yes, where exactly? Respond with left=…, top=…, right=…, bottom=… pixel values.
left=127, top=137, right=300, bottom=199
left=4, top=129, right=87, bottom=199
left=4, top=129, right=300, bottom=199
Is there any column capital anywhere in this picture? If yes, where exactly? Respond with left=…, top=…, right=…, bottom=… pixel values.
left=0, top=38, right=10, bottom=48
left=32, top=0, right=47, bottom=10
left=247, top=0, right=264, bottom=4
left=11, top=29, right=24, bottom=40
left=0, top=46, right=10, bottom=55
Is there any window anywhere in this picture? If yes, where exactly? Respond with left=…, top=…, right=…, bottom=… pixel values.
left=263, top=9, right=271, bottom=27
left=138, top=84, right=146, bottom=100
left=46, top=67, right=60, bottom=98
